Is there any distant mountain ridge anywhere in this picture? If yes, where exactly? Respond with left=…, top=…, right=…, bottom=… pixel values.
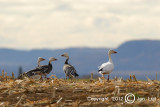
left=0, top=40, right=160, bottom=80
left=115, top=40, right=160, bottom=71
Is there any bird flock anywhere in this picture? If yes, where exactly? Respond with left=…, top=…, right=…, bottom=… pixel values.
left=20, top=50, right=117, bottom=81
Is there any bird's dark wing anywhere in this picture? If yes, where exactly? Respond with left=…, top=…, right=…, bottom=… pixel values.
left=64, top=64, right=79, bottom=77
left=98, top=68, right=103, bottom=72
left=39, top=65, right=49, bottom=74
left=26, top=65, right=49, bottom=77
left=26, top=68, right=41, bottom=77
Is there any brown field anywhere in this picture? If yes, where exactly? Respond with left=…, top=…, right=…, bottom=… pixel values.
left=0, top=73, right=160, bottom=107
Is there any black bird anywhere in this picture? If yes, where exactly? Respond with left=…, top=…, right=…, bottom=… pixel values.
left=61, top=53, right=79, bottom=79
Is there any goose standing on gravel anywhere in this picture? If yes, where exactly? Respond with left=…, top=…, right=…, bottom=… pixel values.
left=98, top=50, right=117, bottom=81
left=61, top=53, right=79, bottom=80
left=25, top=57, right=57, bottom=79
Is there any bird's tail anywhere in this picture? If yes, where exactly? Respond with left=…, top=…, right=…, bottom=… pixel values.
left=17, top=73, right=28, bottom=79
left=74, top=73, right=79, bottom=77
left=17, top=73, right=24, bottom=79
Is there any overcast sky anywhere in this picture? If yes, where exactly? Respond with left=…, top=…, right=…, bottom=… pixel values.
left=0, top=0, right=160, bottom=50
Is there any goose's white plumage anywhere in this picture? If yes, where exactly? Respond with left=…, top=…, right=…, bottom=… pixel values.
left=98, top=50, right=117, bottom=80
left=98, top=62, right=114, bottom=74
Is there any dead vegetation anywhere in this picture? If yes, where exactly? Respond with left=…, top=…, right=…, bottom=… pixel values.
left=0, top=71, right=160, bottom=107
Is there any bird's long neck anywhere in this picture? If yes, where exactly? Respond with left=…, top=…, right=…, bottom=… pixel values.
left=46, top=61, right=52, bottom=74
left=108, top=53, right=113, bottom=63
left=38, top=61, right=40, bottom=67
left=48, top=61, right=52, bottom=68
left=65, top=57, right=69, bottom=64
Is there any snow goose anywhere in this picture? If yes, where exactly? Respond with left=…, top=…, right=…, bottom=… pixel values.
left=25, top=57, right=57, bottom=79
left=18, top=57, right=45, bottom=79
left=98, top=50, right=117, bottom=81
left=61, top=53, right=79, bottom=79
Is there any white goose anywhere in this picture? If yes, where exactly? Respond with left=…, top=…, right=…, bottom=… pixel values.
left=98, top=50, right=117, bottom=81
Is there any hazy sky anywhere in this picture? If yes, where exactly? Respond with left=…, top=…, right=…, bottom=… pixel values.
left=0, top=0, right=160, bottom=50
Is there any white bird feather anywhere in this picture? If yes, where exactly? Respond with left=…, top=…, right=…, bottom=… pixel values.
left=98, top=50, right=117, bottom=80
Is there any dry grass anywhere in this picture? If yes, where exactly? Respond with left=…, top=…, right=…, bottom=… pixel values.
left=0, top=72, right=160, bottom=107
